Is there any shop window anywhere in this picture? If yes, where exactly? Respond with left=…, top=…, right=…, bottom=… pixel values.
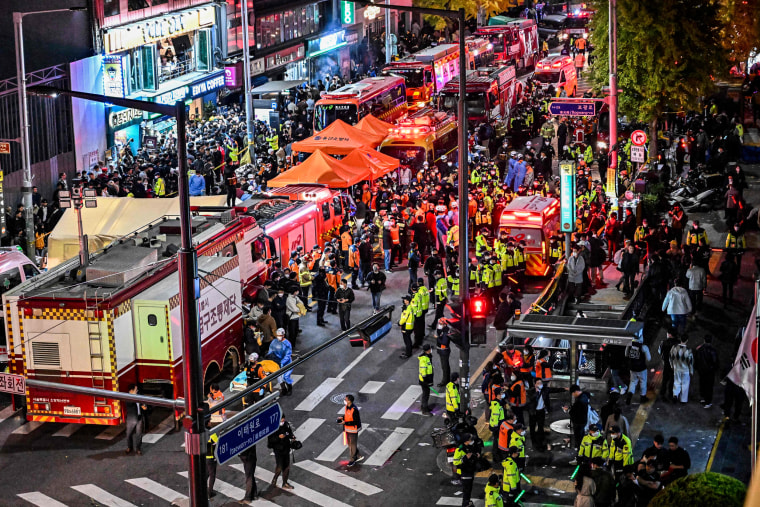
left=141, top=44, right=158, bottom=91
left=322, top=202, right=331, bottom=221
left=332, top=196, right=342, bottom=217
left=103, top=0, right=120, bottom=17
left=128, top=0, right=150, bottom=11
left=197, top=29, right=212, bottom=72
left=158, top=34, right=198, bottom=83
left=0, top=268, right=22, bottom=296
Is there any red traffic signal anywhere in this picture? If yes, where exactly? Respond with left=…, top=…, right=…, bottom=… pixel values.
left=471, top=297, right=487, bottom=317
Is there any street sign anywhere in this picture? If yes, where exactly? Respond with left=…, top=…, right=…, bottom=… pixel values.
left=630, top=130, right=647, bottom=146
left=549, top=101, right=596, bottom=117
left=0, top=372, right=25, bottom=395
left=340, top=1, right=355, bottom=25
left=559, top=161, right=577, bottom=233
left=214, top=402, right=282, bottom=464
left=631, top=145, right=646, bottom=163
left=0, top=142, right=10, bottom=154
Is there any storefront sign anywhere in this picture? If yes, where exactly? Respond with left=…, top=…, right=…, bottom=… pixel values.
left=103, top=5, right=216, bottom=54
left=341, top=1, right=355, bottom=25
left=156, top=86, right=190, bottom=106
left=109, top=107, right=143, bottom=129
left=251, top=58, right=265, bottom=77
left=266, top=45, right=305, bottom=72
left=191, top=73, right=225, bottom=96
left=225, top=62, right=241, bottom=87
left=103, top=55, right=128, bottom=98
left=345, top=31, right=359, bottom=46
left=559, top=161, right=577, bottom=233
left=309, top=31, right=347, bottom=57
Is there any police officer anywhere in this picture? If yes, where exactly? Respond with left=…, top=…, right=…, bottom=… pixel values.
left=458, top=433, right=479, bottom=507
left=207, top=423, right=219, bottom=498
left=501, top=446, right=521, bottom=504
left=445, top=372, right=461, bottom=421
left=575, top=424, right=604, bottom=466
left=418, top=344, right=434, bottom=416
left=436, top=318, right=452, bottom=388
left=485, top=473, right=504, bottom=507
left=686, top=220, right=709, bottom=246
left=489, top=387, right=507, bottom=463
left=433, top=270, right=448, bottom=325
left=603, top=425, right=634, bottom=479
left=398, top=295, right=414, bottom=359
left=509, top=423, right=527, bottom=470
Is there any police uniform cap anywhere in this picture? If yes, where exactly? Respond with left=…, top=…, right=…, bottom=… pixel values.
left=422, top=344, right=432, bottom=351
left=588, top=424, right=599, bottom=432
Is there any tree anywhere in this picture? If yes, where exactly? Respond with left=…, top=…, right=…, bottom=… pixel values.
left=719, top=0, right=760, bottom=66
left=649, top=472, right=747, bottom=507
left=413, top=0, right=510, bottom=31
left=588, top=0, right=728, bottom=158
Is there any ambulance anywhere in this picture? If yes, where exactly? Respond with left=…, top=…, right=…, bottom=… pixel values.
left=498, top=196, right=560, bottom=276
left=532, top=55, right=577, bottom=97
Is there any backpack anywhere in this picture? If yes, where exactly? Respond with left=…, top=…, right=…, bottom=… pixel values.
left=585, top=403, right=601, bottom=432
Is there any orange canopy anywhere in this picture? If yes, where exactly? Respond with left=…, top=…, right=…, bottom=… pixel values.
left=267, top=150, right=368, bottom=188
left=355, top=115, right=394, bottom=138
left=342, top=148, right=400, bottom=179
left=291, top=119, right=384, bottom=155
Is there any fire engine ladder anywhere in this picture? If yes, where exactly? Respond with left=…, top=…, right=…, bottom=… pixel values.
left=86, top=299, right=107, bottom=405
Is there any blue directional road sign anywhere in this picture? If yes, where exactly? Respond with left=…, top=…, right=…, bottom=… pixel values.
left=215, top=402, right=282, bottom=464
left=549, top=101, right=596, bottom=117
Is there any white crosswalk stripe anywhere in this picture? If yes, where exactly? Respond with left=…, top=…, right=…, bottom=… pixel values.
left=178, top=471, right=278, bottom=506
left=437, top=497, right=484, bottom=506
left=71, top=484, right=136, bottom=507
left=294, top=417, right=326, bottom=442
left=358, top=380, right=384, bottom=394
left=364, top=427, right=414, bottom=466
left=142, top=415, right=175, bottom=444
left=294, top=459, right=382, bottom=495
left=125, top=478, right=187, bottom=502
left=17, top=492, right=68, bottom=507
left=52, top=424, right=82, bottom=438
left=316, top=425, right=370, bottom=462
left=295, top=377, right=342, bottom=411
left=234, top=465, right=354, bottom=507
left=11, top=421, right=44, bottom=435
left=95, top=425, right=124, bottom=440
left=381, top=385, right=421, bottom=420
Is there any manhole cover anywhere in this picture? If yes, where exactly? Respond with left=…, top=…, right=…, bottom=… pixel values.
left=330, top=393, right=352, bottom=405
left=550, top=418, right=573, bottom=435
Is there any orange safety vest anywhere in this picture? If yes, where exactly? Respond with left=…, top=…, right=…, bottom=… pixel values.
left=535, top=358, right=553, bottom=380
left=344, top=406, right=359, bottom=434
left=510, top=381, right=527, bottom=407
left=210, top=390, right=225, bottom=416
left=349, top=250, right=360, bottom=268
left=308, top=257, right=318, bottom=271
left=341, top=231, right=353, bottom=250
left=487, top=382, right=503, bottom=403
left=502, top=350, right=524, bottom=370
left=326, top=270, right=338, bottom=289
left=362, top=190, right=371, bottom=205
left=498, top=421, right=515, bottom=451
left=390, top=225, right=400, bottom=245
left=468, top=199, right=478, bottom=218
left=520, top=353, right=535, bottom=374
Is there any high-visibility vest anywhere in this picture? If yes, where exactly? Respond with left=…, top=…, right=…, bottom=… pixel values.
left=579, top=434, right=605, bottom=459
left=686, top=228, right=709, bottom=246
left=299, top=267, right=312, bottom=287
left=344, top=405, right=359, bottom=433
left=726, top=232, right=746, bottom=249
left=411, top=292, right=423, bottom=317
left=535, top=358, right=553, bottom=380
left=514, top=249, right=525, bottom=267
left=549, top=244, right=562, bottom=261
left=435, top=277, right=448, bottom=300
left=502, top=349, right=524, bottom=369
left=510, top=381, right=526, bottom=406
left=520, top=353, right=534, bottom=374
left=153, top=177, right=165, bottom=197
left=481, top=265, right=494, bottom=287
left=446, top=381, right=460, bottom=412
left=447, top=225, right=460, bottom=246
left=502, top=251, right=516, bottom=270
left=498, top=421, right=514, bottom=451
left=476, top=234, right=491, bottom=253
left=448, top=275, right=460, bottom=296
left=501, top=457, right=520, bottom=491
left=489, top=400, right=505, bottom=428
left=494, top=239, right=507, bottom=258
left=492, top=263, right=503, bottom=286
left=399, top=308, right=414, bottom=330
left=207, top=433, right=218, bottom=459
left=453, top=446, right=466, bottom=474
left=419, top=355, right=433, bottom=382
left=485, top=483, right=504, bottom=507
left=603, top=435, right=634, bottom=465
left=509, top=431, right=525, bottom=457
left=418, top=286, right=430, bottom=310
left=634, top=226, right=647, bottom=243
left=471, top=169, right=482, bottom=185
left=390, top=225, right=400, bottom=245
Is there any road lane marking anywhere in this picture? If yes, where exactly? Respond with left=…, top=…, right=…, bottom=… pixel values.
left=17, top=492, right=68, bottom=507
left=291, top=374, right=304, bottom=385
left=178, top=471, right=277, bottom=505
left=294, top=418, right=326, bottom=443
left=52, top=424, right=82, bottom=438
left=125, top=478, right=187, bottom=502
left=235, top=465, right=353, bottom=507
left=295, top=377, right=342, bottom=411
left=364, top=427, right=414, bottom=466
left=437, top=497, right=484, bottom=506
left=337, top=347, right=372, bottom=379
left=95, top=425, right=124, bottom=440
left=142, top=415, right=175, bottom=444
left=71, top=484, right=136, bottom=507
left=294, top=460, right=382, bottom=495
left=11, top=421, right=44, bottom=435
left=381, top=385, right=421, bottom=420
left=316, top=425, right=370, bottom=462
left=359, top=380, right=385, bottom=394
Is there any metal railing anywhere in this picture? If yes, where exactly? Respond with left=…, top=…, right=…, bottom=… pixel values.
left=159, top=57, right=197, bottom=84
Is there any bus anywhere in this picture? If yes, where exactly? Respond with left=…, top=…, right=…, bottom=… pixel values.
left=379, top=108, right=458, bottom=169
left=313, top=76, right=407, bottom=131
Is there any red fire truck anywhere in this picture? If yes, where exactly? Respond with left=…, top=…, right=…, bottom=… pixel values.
left=438, top=65, right=521, bottom=126
left=382, top=44, right=461, bottom=109
left=379, top=108, right=458, bottom=169
left=477, top=18, right=539, bottom=71
left=3, top=196, right=324, bottom=425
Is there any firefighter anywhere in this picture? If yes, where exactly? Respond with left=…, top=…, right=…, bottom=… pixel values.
left=501, top=446, right=521, bottom=504
left=445, top=372, right=461, bottom=422
left=398, top=295, right=414, bottom=359
left=540, top=119, right=555, bottom=142
left=245, top=353, right=268, bottom=405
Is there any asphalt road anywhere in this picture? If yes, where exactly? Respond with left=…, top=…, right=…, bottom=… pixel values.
left=0, top=265, right=547, bottom=507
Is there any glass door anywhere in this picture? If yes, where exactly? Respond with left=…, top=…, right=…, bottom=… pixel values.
left=141, top=43, right=158, bottom=91
left=197, top=29, right=212, bottom=72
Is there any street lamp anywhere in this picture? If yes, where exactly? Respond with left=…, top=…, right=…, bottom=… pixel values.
left=28, top=84, right=209, bottom=507
left=13, top=7, right=87, bottom=260
left=352, top=0, right=472, bottom=408
left=240, top=1, right=256, bottom=170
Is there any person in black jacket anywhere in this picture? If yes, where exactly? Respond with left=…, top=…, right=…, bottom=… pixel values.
left=493, top=292, right=521, bottom=341
left=459, top=433, right=479, bottom=507
left=365, top=264, right=387, bottom=312
left=528, top=378, right=568, bottom=451
left=267, top=415, right=295, bottom=490
left=243, top=321, right=260, bottom=359
left=335, top=279, right=355, bottom=331
left=566, top=385, right=589, bottom=451
left=238, top=445, right=258, bottom=502
left=312, top=268, right=329, bottom=326
left=125, top=384, right=148, bottom=455
left=358, top=236, right=373, bottom=286
left=270, top=288, right=287, bottom=329
left=424, top=249, right=443, bottom=294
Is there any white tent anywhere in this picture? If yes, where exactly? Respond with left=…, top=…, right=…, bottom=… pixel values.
left=46, top=196, right=227, bottom=268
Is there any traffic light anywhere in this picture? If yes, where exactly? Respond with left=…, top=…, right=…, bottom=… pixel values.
left=470, top=296, right=488, bottom=345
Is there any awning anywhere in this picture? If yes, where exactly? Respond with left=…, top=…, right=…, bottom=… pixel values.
left=267, top=149, right=369, bottom=188
left=250, top=80, right=307, bottom=95
left=291, top=119, right=384, bottom=155
left=342, top=147, right=399, bottom=179
left=505, top=313, right=639, bottom=346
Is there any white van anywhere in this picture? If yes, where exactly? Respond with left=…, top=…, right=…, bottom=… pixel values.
left=531, top=55, right=578, bottom=97
left=0, top=248, right=40, bottom=368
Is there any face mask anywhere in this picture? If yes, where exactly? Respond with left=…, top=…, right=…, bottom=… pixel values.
left=344, top=400, right=348, bottom=406
left=591, top=432, right=599, bottom=438
left=510, top=375, right=517, bottom=382
left=280, top=421, right=285, bottom=426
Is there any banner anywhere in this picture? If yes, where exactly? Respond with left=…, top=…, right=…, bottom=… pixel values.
left=727, top=304, right=758, bottom=406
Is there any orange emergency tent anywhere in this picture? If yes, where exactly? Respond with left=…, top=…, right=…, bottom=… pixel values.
left=291, top=119, right=384, bottom=155
left=342, top=147, right=400, bottom=179
left=267, top=149, right=368, bottom=188
left=355, top=115, right=394, bottom=138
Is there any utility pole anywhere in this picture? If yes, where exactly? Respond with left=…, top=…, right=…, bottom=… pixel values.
left=385, top=0, right=393, bottom=64
left=241, top=0, right=255, bottom=173
left=607, top=0, right=618, bottom=199
left=455, top=8, right=470, bottom=410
